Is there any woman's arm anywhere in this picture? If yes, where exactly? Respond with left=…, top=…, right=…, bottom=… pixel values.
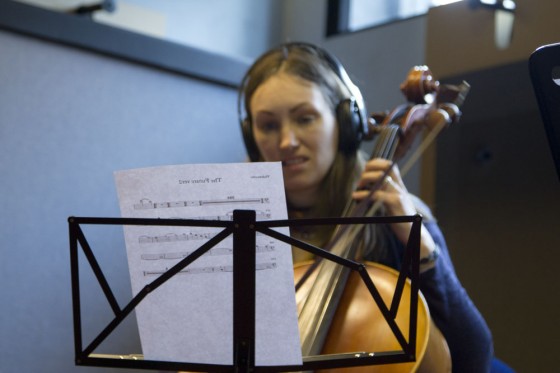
left=353, top=158, right=437, bottom=271
left=354, top=157, right=494, bottom=372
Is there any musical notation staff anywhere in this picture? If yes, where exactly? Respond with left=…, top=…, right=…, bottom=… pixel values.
left=133, top=197, right=270, bottom=210
left=139, top=231, right=218, bottom=244
left=140, top=244, right=275, bottom=261
left=138, top=229, right=265, bottom=245
left=142, top=262, right=277, bottom=277
left=194, top=210, right=271, bottom=221
left=136, top=212, right=270, bottom=245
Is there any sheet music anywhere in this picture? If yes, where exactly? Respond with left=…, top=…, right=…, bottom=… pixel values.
left=114, top=162, right=302, bottom=366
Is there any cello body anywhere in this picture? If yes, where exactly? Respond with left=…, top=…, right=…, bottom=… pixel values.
left=294, top=261, right=451, bottom=372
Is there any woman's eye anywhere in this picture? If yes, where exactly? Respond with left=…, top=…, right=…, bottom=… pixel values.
left=256, top=121, right=279, bottom=132
left=296, top=115, right=316, bottom=125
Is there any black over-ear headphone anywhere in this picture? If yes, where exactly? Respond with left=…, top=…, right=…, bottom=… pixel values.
left=239, top=42, right=369, bottom=161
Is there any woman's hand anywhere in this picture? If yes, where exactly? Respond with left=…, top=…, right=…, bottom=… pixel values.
left=352, top=158, right=437, bottom=270
left=352, top=158, right=415, bottom=216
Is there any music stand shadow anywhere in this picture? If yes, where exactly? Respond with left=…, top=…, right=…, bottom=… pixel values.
left=68, top=209, right=423, bottom=372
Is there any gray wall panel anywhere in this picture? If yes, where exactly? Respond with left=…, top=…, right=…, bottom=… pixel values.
left=0, top=28, right=246, bottom=372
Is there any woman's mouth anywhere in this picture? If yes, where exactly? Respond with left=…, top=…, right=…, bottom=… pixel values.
left=282, top=157, right=307, bottom=167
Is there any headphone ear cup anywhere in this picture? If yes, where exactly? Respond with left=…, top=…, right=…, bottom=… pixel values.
left=336, top=98, right=364, bottom=154
left=241, top=118, right=261, bottom=162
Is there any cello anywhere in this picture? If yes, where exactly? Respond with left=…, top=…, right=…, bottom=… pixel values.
left=293, top=66, right=469, bottom=372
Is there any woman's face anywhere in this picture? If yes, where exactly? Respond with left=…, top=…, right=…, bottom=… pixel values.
left=249, top=72, right=338, bottom=204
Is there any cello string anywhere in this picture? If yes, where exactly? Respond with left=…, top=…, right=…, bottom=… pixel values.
left=399, top=115, right=448, bottom=177
left=366, top=114, right=448, bottom=217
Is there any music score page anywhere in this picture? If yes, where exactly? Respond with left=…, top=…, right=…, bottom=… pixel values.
left=114, top=162, right=302, bottom=366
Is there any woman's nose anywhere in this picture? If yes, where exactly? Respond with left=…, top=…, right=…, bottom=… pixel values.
left=279, top=126, right=299, bottom=149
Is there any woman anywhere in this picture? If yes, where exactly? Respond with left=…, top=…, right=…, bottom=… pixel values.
left=238, top=42, right=494, bottom=372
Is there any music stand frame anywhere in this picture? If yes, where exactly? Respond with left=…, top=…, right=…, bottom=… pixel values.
left=68, top=209, right=422, bottom=372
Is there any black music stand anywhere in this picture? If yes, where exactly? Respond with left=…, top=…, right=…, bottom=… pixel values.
left=68, top=210, right=423, bottom=372
left=530, top=42, right=560, bottom=180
